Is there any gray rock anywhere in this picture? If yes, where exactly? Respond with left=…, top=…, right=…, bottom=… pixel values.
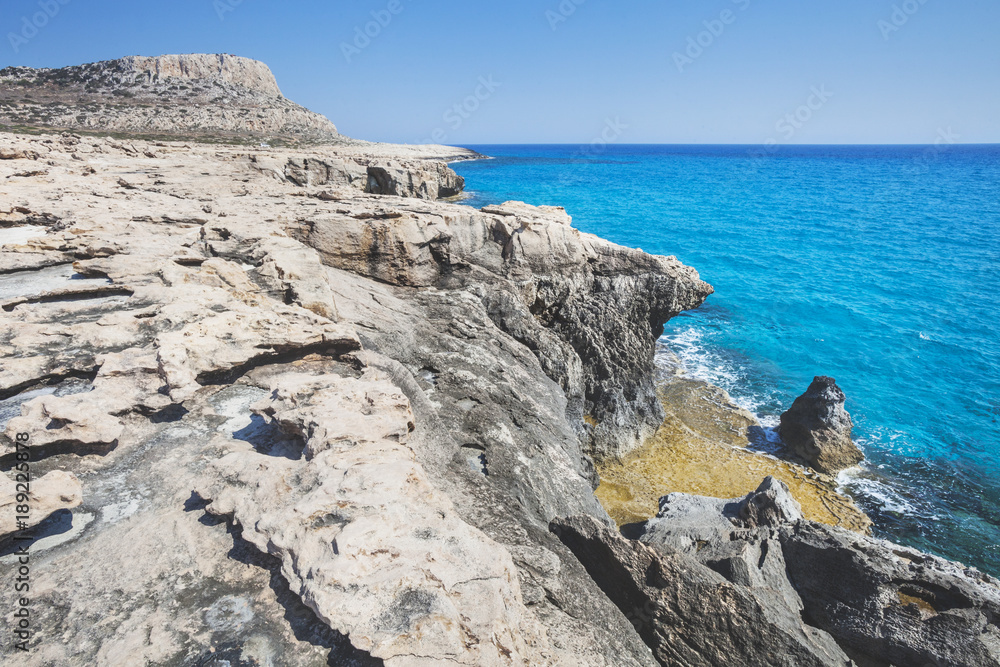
left=640, top=479, right=845, bottom=662
left=2, top=113, right=994, bottom=666
left=0, top=131, right=668, bottom=665
left=640, top=480, right=1000, bottom=667
left=737, top=475, right=805, bottom=528
left=297, top=199, right=713, bottom=460
left=551, top=514, right=853, bottom=666
left=778, top=376, right=864, bottom=474
left=367, top=162, right=465, bottom=199
left=780, top=521, right=1000, bottom=667
left=0, top=54, right=343, bottom=144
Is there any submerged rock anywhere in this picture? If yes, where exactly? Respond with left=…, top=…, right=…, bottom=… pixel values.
left=778, top=376, right=864, bottom=474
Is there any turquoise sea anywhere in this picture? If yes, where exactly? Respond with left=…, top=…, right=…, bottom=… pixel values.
left=452, top=144, right=1000, bottom=575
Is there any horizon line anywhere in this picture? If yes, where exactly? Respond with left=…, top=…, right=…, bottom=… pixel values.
left=449, top=142, right=1000, bottom=147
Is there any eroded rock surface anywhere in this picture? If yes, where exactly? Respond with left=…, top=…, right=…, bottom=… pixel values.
left=0, top=130, right=676, bottom=666
left=1, top=98, right=990, bottom=665
left=296, top=198, right=712, bottom=460
left=197, top=370, right=548, bottom=666
left=550, top=513, right=852, bottom=666
left=637, top=478, right=1000, bottom=667
left=0, top=469, right=82, bottom=537
left=0, top=54, right=341, bottom=144
left=779, top=376, right=864, bottom=474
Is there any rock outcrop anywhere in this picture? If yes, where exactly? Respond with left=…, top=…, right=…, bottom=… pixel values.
left=295, top=198, right=712, bottom=459
left=550, top=513, right=852, bottom=666
left=595, top=351, right=872, bottom=533
left=0, top=61, right=994, bottom=664
left=0, top=130, right=683, bottom=665
left=0, top=54, right=342, bottom=144
left=113, top=54, right=284, bottom=96
left=590, top=477, right=1000, bottom=667
left=778, top=376, right=864, bottom=474
left=196, top=370, right=550, bottom=665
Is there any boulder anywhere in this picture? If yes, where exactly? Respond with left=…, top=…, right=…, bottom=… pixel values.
left=781, top=521, right=1000, bottom=667
left=639, top=479, right=1000, bottom=667
left=551, top=514, right=852, bottom=666
left=778, top=376, right=863, bottom=473
left=736, top=475, right=805, bottom=528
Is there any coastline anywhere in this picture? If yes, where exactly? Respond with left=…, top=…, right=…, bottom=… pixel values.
left=448, top=147, right=873, bottom=535
left=2, top=47, right=998, bottom=665
left=595, top=350, right=872, bottom=534
left=2, top=127, right=999, bottom=665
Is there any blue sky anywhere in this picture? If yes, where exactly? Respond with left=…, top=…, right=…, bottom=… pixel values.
left=2, top=0, right=998, bottom=144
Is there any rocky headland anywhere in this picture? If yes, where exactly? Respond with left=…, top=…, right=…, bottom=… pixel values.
left=1, top=55, right=998, bottom=666
left=2, top=54, right=343, bottom=145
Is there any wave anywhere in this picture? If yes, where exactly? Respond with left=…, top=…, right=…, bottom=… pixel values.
left=659, top=322, right=929, bottom=521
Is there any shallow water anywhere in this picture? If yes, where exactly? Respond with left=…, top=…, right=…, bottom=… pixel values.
left=454, top=144, right=1000, bottom=574
left=595, top=378, right=871, bottom=534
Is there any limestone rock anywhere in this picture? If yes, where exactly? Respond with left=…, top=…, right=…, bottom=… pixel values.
left=197, top=370, right=548, bottom=665
left=736, top=475, right=804, bottom=529
left=781, top=521, right=1000, bottom=667
left=551, top=514, right=851, bottom=666
left=3, top=124, right=991, bottom=667
left=779, top=376, right=864, bottom=473
left=251, top=237, right=340, bottom=320
left=0, top=54, right=340, bottom=143
left=114, top=54, right=285, bottom=96
left=297, top=198, right=713, bottom=460
left=640, top=481, right=1000, bottom=667
left=640, top=480, right=824, bottom=644
left=0, top=470, right=82, bottom=537
left=281, top=155, right=367, bottom=188
left=5, top=394, right=124, bottom=455
left=367, top=161, right=465, bottom=199
left=0, top=124, right=665, bottom=667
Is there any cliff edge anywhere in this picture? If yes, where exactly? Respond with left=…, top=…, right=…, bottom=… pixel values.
left=1, top=57, right=996, bottom=667
left=0, top=131, right=705, bottom=666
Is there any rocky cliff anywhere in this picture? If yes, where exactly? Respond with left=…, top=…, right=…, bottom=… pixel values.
left=556, top=478, right=1000, bottom=666
left=0, top=131, right=707, bottom=666
left=0, top=54, right=341, bottom=144
left=1, top=59, right=997, bottom=667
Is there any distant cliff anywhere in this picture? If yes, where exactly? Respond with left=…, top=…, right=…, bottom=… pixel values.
left=0, top=54, right=341, bottom=144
